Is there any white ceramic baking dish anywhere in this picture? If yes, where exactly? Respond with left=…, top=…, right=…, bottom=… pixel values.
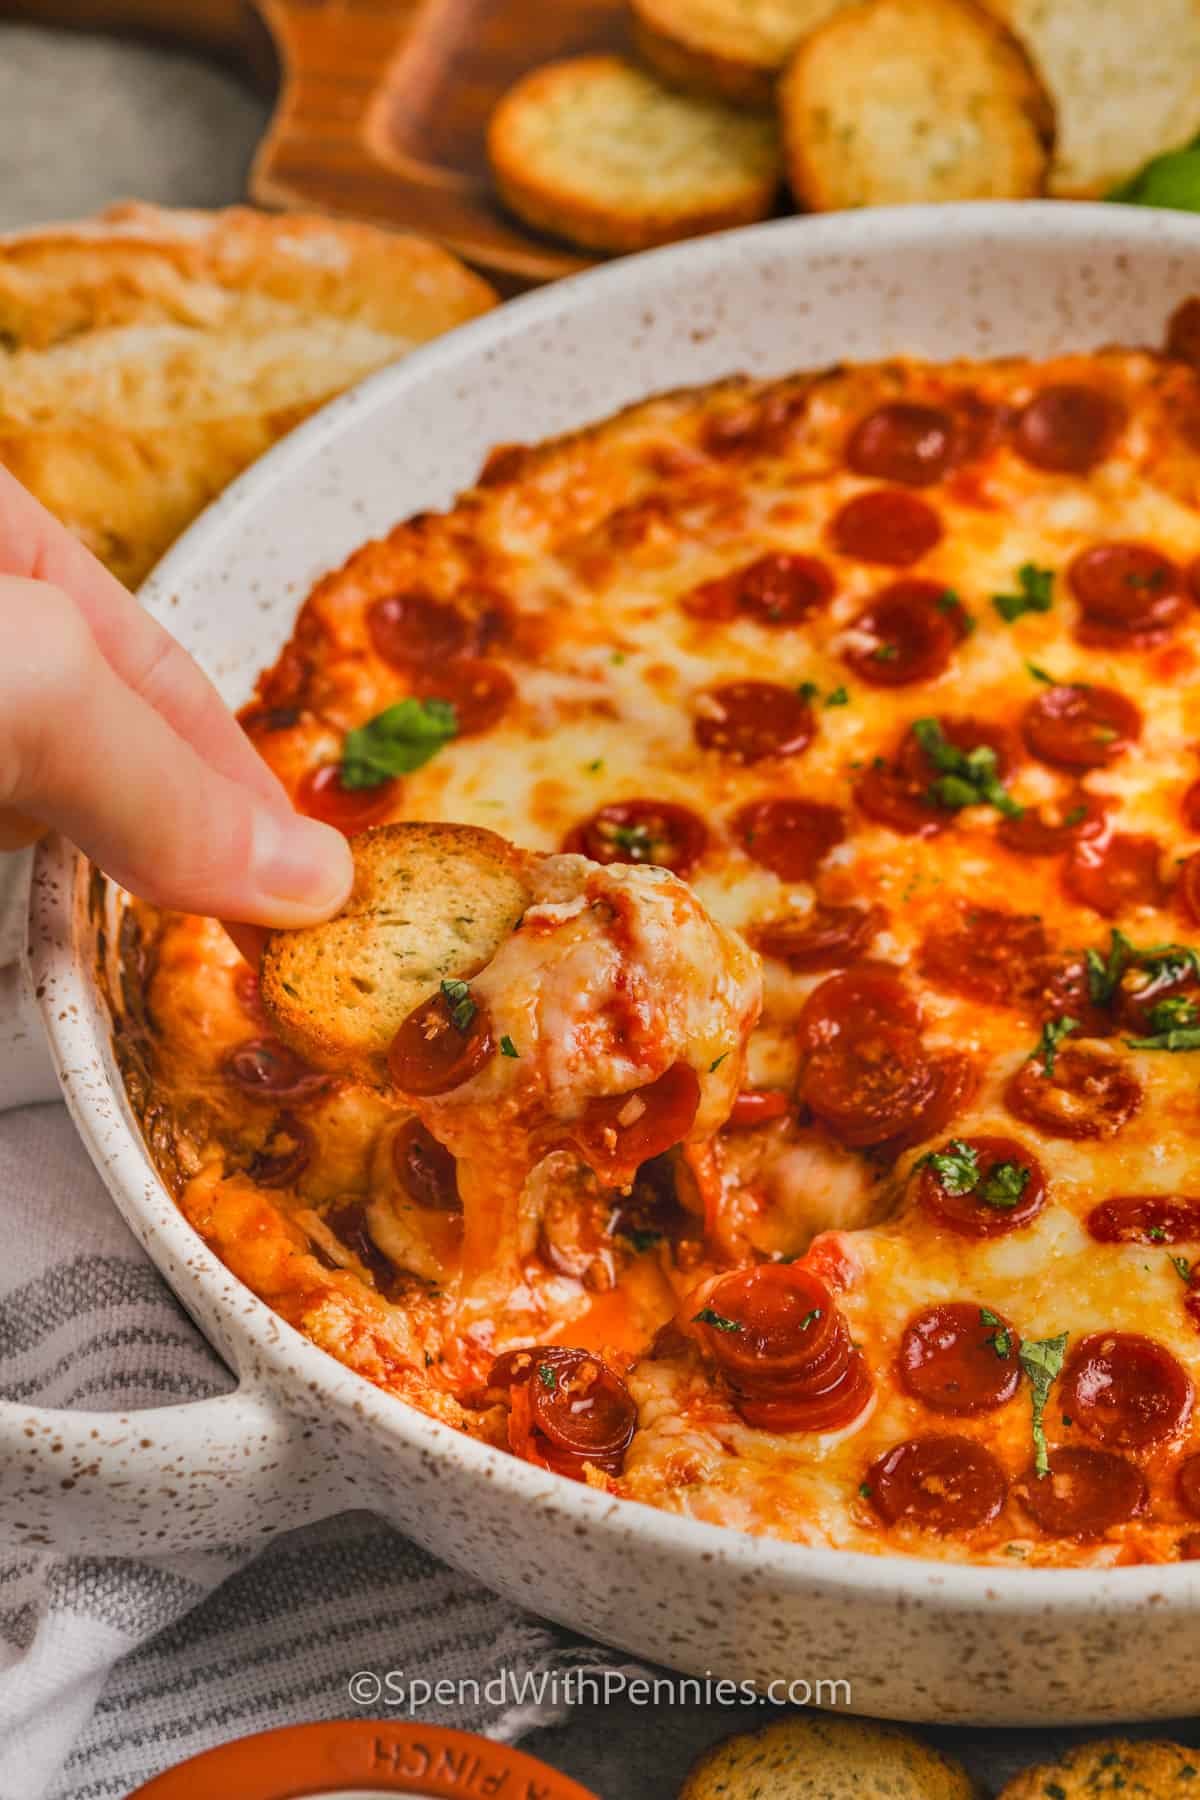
left=3, top=202, right=1200, bottom=1726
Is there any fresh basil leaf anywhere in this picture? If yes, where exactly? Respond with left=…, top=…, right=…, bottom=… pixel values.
left=1020, top=1333, right=1068, bottom=1479
left=1031, top=1015, right=1080, bottom=1077
left=340, top=697, right=457, bottom=787
left=915, top=1139, right=979, bottom=1196
left=993, top=562, right=1055, bottom=623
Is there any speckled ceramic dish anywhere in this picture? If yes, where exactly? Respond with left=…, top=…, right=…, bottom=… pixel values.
left=4, top=204, right=1200, bottom=1726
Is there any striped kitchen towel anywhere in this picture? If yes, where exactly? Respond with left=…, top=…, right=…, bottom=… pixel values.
left=0, top=1102, right=617, bottom=1799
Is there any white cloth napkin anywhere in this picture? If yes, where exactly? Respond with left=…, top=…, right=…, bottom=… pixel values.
left=0, top=1102, right=622, bottom=1799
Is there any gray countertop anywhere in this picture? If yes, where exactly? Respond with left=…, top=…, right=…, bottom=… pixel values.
left=2, top=20, right=1197, bottom=1796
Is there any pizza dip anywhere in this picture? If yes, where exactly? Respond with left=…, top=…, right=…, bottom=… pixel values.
left=122, top=297, right=1200, bottom=1567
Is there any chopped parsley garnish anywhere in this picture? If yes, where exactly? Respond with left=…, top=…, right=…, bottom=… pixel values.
left=979, top=1307, right=1013, bottom=1359
left=797, top=680, right=820, bottom=702
left=586, top=757, right=604, bottom=773
left=1148, top=1225, right=1168, bottom=1242
left=858, top=1481, right=873, bottom=1499
left=1170, top=1254, right=1193, bottom=1283
left=440, top=978, right=476, bottom=1034
left=872, top=643, right=900, bottom=663
left=693, top=1307, right=742, bottom=1333
left=916, top=1139, right=979, bottom=1195
left=1031, top=1014, right=1080, bottom=1077
left=1085, top=927, right=1135, bottom=1007
left=993, top=561, right=1055, bottom=623
left=1126, top=1011, right=1200, bottom=1052
left=937, top=589, right=975, bottom=634
left=797, top=1308, right=823, bottom=1332
left=1061, top=804, right=1088, bottom=828
left=500, top=1035, right=520, bottom=1058
left=978, top=1160, right=1031, bottom=1210
left=340, top=696, right=457, bottom=787
left=537, top=1362, right=558, bottom=1392
left=1019, top=1332, right=1068, bottom=1479
left=1140, top=943, right=1200, bottom=983
left=709, top=1052, right=730, bottom=1072
left=912, top=717, right=1024, bottom=819
left=824, top=685, right=850, bottom=707
left=1025, top=661, right=1055, bottom=684
left=602, top=821, right=660, bottom=859
left=622, top=1226, right=663, bottom=1253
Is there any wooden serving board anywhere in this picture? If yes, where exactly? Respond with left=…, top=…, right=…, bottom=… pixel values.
left=1, top=0, right=630, bottom=288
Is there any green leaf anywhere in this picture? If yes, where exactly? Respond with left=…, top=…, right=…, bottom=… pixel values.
left=1085, top=927, right=1135, bottom=1007
left=1025, top=661, right=1055, bottom=684
left=1126, top=1026, right=1200, bottom=1052
left=979, top=1306, right=1013, bottom=1359
left=340, top=697, right=457, bottom=788
left=1170, top=1253, right=1193, bottom=1283
left=440, top=977, right=476, bottom=1034
left=977, top=1160, right=1031, bottom=1210
left=993, top=562, right=1055, bottom=623
left=622, top=1226, right=663, bottom=1253
left=500, top=1035, right=520, bottom=1059
left=537, top=1361, right=558, bottom=1391
left=709, top=1052, right=730, bottom=1072
left=1019, top=1332, right=1068, bottom=1479
left=912, top=717, right=1024, bottom=820
left=1031, top=1015, right=1080, bottom=1077
left=915, top=1139, right=980, bottom=1196
left=797, top=680, right=820, bottom=702
left=693, top=1307, right=742, bottom=1333
left=1110, top=142, right=1200, bottom=212
left=824, top=685, right=850, bottom=708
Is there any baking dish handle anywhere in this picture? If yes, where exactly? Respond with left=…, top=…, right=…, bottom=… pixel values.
left=0, top=849, right=59, bottom=1110
left=0, top=1381, right=338, bottom=1554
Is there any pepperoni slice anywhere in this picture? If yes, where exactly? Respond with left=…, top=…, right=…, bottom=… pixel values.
left=735, top=552, right=837, bottom=626
left=1017, top=1447, right=1147, bottom=1539
left=733, top=797, right=845, bottom=882
left=224, top=1038, right=330, bottom=1104
left=1069, top=543, right=1185, bottom=648
left=1064, top=834, right=1168, bottom=917
left=853, top=759, right=944, bottom=837
left=1179, top=852, right=1200, bottom=926
left=393, top=1117, right=460, bottom=1210
left=1015, top=385, right=1123, bottom=474
left=1114, top=955, right=1200, bottom=1036
left=846, top=403, right=963, bottom=487
left=326, top=1197, right=403, bottom=1301
left=1033, top=955, right=1115, bottom=1040
left=693, top=681, right=814, bottom=762
left=570, top=1063, right=701, bottom=1184
left=918, top=1134, right=1047, bottom=1238
left=1177, top=1451, right=1200, bottom=1518
left=865, top=1435, right=1007, bottom=1533
left=388, top=989, right=495, bottom=1096
left=246, top=1112, right=314, bottom=1188
left=1022, top=685, right=1141, bottom=770
left=799, top=964, right=922, bottom=1050
left=1005, top=1046, right=1141, bottom=1141
left=755, top=902, right=885, bottom=971
left=415, top=658, right=514, bottom=737
left=1060, top=1332, right=1193, bottom=1449
left=843, top=581, right=957, bottom=687
left=728, top=1089, right=790, bottom=1128
left=899, top=1302, right=1022, bottom=1414
left=297, top=761, right=398, bottom=834
left=564, top=799, right=708, bottom=877
left=367, top=593, right=475, bottom=670
left=1088, top=1195, right=1200, bottom=1245
left=695, top=1264, right=872, bottom=1432
left=918, top=907, right=1049, bottom=1008
left=830, top=490, right=943, bottom=567
left=801, top=1027, right=940, bottom=1150
left=737, top=1352, right=873, bottom=1433
left=997, top=790, right=1107, bottom=857
left=529, top=1350, right=637, bottom=1469
left=883, top=1053, right=975, bottom=1155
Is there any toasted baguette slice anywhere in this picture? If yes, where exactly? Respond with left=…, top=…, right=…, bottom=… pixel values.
left=998, top=1738, right=1200, bottom=1800
left=632, top=0, right=853, bottom=109
left=679, top=1717, right=977, bottom=1799
left=779, top=0, right=1052, bottom=212
left=0, top=203, right=496, bottom=586
left=260, top=823, right=532, bottom=1084
left=487, top=55, right=782, bottom=255
left=982, top=0, right=1200, bottom=197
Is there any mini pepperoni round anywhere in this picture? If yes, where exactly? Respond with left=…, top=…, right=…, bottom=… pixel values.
left=297, top=761, right=398, bottom=834
left=846, top=403, right=963, bottom=487
left=830, top=490, right=943, bottom=567
left=1005, top=1046, right=1142, bottom=1141
left=223, top=1038, right=330, bottom=1104
left=853, top=761, right=945, bottom=837
left=896, top=715, right=1017, bottom=786
left=728, top=1089, right=790, bottom=1128
left=736, top=1350, right=873, bottom=1433
left=755, top=902, right=886, bottom=972
left=801, top=1028, right=940, bottom=1150
left=1015, top=384, right=1123, bottom=474
left=1022, top=684, right=1141, bottom=770
left=367, top=592, right=475, bottom=670
left=1179, top=852, right=1200, bottom=926
left=899, top=1302, right=1022, bottom=1414
left=843, top=582, right=957, bottom=687
left=1064, top=834, right=1168, bottom=918
left=997, top=790, right=1107, bottom=857
left=393, top=1117, right=460, bottom=1210
left=1017, top=1446, right=1147, bottom=1540
left=1069, top=542, right=1185, bottom=647
left=1060, top=1332, right=1193, bottom=1450
left=246, top=1112, right=314, bottom=1188
left=1088, top=1195, right=1200, bottom=1245
left=798, top=963, right=922, bottom=1050
left=564, top=799, right=708, bottom=877
left=528, top=1349, right=637, bottom=1467
left=919, top=1134, right=1047, bottom=1238
left=415, top=658, right=514, bottom=737
left=570, top=1063, right=701, bottom=1184
left=735, top=552, right=836, bottom=626
left=918, top=907, right=1049, bottom=1008
left=693, top=681, right=814, bottom=763
left=733, top=797, right=845, bottom=882
left=1114, top=956, right=1200, bottom=1037
left=1034, top=955, right=1115, bottom=1041
left=887, top=1053, right=976, bottom=1155
left=866, top=1435, right=1007, bottom=1533
left=1177, top=1451, right=1200, bottom=1519
left=695, top=1263, right=838, bottom=1384
left=388, top=989, right=495, bottom=1096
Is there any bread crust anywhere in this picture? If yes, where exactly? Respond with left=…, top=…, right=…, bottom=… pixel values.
left=631, top=0, right=851, bottom=109
left=997, top=1738, right=1200, bottom=1800
left=779, top=0, right=1052, bottom=212
left=679, top=1717, right=978, bottom=1799
left=487, top=55, right=782, bottom=255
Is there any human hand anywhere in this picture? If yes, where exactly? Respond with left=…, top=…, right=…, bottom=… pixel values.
left=0, top=468, right=352, bottom=945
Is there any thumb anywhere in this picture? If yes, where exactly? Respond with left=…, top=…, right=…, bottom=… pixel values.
left=1, top=577, right=352, bottom=925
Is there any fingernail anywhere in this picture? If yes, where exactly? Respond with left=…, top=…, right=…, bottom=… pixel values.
left=251, top=810, right=353, bottom=920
